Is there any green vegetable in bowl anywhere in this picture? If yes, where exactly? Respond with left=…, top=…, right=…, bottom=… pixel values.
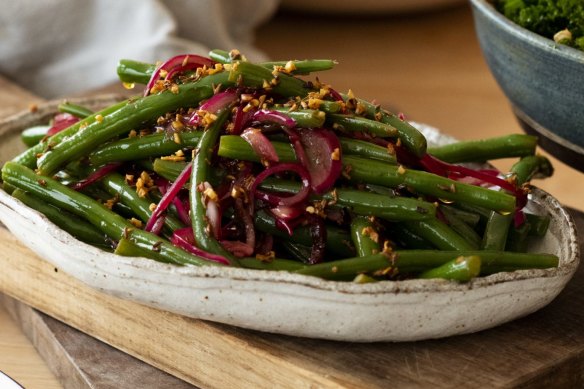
left=2, top=49, right=559, bottom=283
left=496, top=0, right=584, bottom=50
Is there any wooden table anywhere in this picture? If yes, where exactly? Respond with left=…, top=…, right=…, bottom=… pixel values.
left=0, top=4, right=582, bottom=388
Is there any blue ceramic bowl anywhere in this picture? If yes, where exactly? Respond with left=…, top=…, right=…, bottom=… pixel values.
left=469, top=0, right=584, bottom=159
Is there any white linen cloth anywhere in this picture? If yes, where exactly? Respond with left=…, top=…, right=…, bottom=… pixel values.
left=0, top=0, right=278, bottom=98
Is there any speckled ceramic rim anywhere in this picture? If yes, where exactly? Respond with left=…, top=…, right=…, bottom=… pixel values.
left=470, top=0, right=584, bottom=63
left=0, top=96, right=579, bottom=296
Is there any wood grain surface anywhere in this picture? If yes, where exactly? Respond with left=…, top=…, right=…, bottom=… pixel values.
left=1, top=295, right=194, bottom=389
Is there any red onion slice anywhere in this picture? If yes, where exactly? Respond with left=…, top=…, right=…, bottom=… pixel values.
left=145, top=161, right=192, bottom=233
left=220, top=240, right=254, bottom=257
left=297, top=128, right=343, bottom=194
left=328, top=87, right=344, bottom=102
left=270, top=205, right=304, bottom=221
left=421, top=154, right=517, bottom=193
left=144, top=54, right=215, bottom=96
left=71, top=162, right=122, bottom=191
left=252, top=110, right=296, bottom=129
left=171, top=227, right=231, bottom=265
left=187, top=90, right=238, bottom=125
left=251, top=163, right=311, bottom=207
left=514, top=210, right=527, bottom=228
left=230, top=105, right=253, bottom=135
left=172, top=196, right=191, bottom=225
left=47, top=113, right=79, bottom=136
left=275, top=215, right=304, bottom=236
left=241, top=127, right=280, bottom=164
left=283, top=128, right=309, bottom=168
left=200, top=181, right=222, bottom=240
left=148, top=214, right=167, bottom=236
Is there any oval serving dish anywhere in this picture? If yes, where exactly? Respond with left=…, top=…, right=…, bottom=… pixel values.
left=0, top=96, right=579, bottom=342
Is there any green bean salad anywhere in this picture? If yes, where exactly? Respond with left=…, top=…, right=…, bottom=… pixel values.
left=2, top=49, right=559, bottom=282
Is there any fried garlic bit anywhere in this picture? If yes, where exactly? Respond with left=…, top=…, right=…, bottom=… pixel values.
left=104, top=194, right=120, bottom=210
left=129, top=218, right=143, bottom=228
left=361, top=226, right=379, bottom=243
left=136, top=171, right=155, bottom=198
left=256, top=251, right=275, bottom=263
left=331, top=147, right=341, bottom=161
left=272, top=60, right=296, bottom=75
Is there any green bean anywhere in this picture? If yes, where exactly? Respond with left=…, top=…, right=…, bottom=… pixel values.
left=38, top=63, right=310, bottom=176
left=402, top=218, right=476, bottom=251
left=510, top=155, right=554, bottom=184
left=505, top=223, right=530, bottom=253
left=259, top=178, right=436, bottom=222
left=2, top=161, right=220, bottom=267
left=350, top=216, right=381, bottom=257
left=280, top=241, right=312, bottom=262
left=89, top=131, right=203, bottom=165
left=253, top=210, right=355, bottom=258
left=152, top=159, right=188, bottom=182
left=36, top=73, right=231, bottom=176
left=208, top=49, right=336, bottom=74
left=481, top=211, right=512, bottom=250
left=339, top=138, right=395, bottom=163
left=454, top=203, right=491, bottom=223
left=238, top=257, right=306, bottom=271
left=119, top=53, right=335, bottom=86
left=481, top=155, right=553, bottom=250
left=327, top=114, right=398, bottom=138
left=269, top=107, right=326, bottom=128
left=99, top=172, right=184, bottom=233
left=231, top=60, right=309, bottom=98
left=441, top=205, right=481, bottom=227
left=378, top=114, right=428, bottom=158
left=58, top=102, right=94, bottom=118
left=316, top=100, right=344, bottom=113
left=11, top=189, right=109, bottom=248
left=428, top=134, right=538, bottom=163
left=440, top=206, right=482, bottom=249
left=342, top=94, right=427, bottom=158
left=218, top=137, right=513, bottom=213
left=362, top=184, right=396, bottom=197
left=190, top=110, right=238, bottom=265
left=151, top=159, right=224, bottom=188
left=20, top=125, right=50, bottom=147
left=208, top=49, right=235, bottom=64
left=260, top=59, right=336, bottom=75
left=117, top=59, right=156, bottom=84
left=419, top=255, right=481, bottom=281
left=218, top=135, right=394, bottom=164
left=343, top=155, right=516, bottom=213
left=295, top=250, right=558, bottom=280
left=386, top=224, right=435, bottom=249
left=114, top=237, right=171, bottom=263
left=116, top=59, right=425, bottom=158
left=525, top=213, right=551, bottom=237
left=13, top=99, right=129, bottom=169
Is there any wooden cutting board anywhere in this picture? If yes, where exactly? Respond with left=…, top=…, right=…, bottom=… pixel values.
left=0, top=209, right=583, bottom=388
left=1, top=295, right=193, bottom=389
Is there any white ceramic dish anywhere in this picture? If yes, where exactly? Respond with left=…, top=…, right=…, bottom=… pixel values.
left=0, top=97, right=579, bottom=342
